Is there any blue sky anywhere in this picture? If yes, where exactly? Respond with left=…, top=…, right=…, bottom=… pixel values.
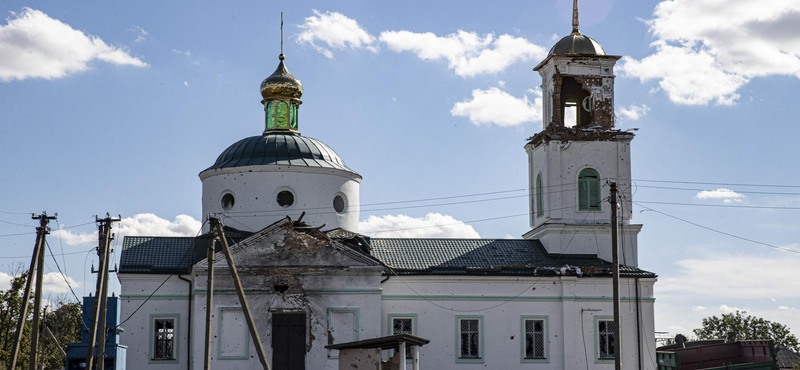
left=1, top=0, right=799, bottom=339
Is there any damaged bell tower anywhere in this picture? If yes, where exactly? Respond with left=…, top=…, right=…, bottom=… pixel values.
left=523, top=0, right=641, bottom=267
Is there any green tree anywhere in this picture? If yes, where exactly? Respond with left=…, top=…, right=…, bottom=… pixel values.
left=693, top=310, right=800, bottom=352
left=0, top=269, right=83, bottom=370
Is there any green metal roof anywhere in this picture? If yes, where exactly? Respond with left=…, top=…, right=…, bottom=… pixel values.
left=120, top=232, right=655, bottom=278
left=202, top=132, right=358, bottom=175
left=549, top=33, right=606, bottom=56
left=369, top=238, right=655, bottom=277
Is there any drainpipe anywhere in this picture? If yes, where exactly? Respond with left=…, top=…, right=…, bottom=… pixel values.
left=178, top=275, right=192, bottom=370
left=635, top=277, right=643, bottom=370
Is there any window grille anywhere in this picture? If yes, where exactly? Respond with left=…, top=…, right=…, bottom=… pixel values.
left=153, top=318, right=175, bottom=360
left=459, top=319, right=480, bottom=359
left=392, top=318, right=413, bottom=359
left=524, top=319, right=546, bottom=359
left=598, top=320, right=616, bottom=359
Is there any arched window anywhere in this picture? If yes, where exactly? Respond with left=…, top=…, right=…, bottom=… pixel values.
left=578, top=168, right=601, bottom=210
left=536, top=174, right=544, bottom=216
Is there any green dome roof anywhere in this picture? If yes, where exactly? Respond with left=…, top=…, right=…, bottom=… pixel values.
left=203, top=132, right=358, bottom=175
left=548, top=33, right=605, bottom=56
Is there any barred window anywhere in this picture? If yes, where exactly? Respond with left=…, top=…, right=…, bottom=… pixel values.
left=524, top=319, right=546, bottom=359
left=459, top=319, right=480, bottom=359
left=153, top=319, right=175, bottom=360
left=392, top=317, right=413, bottom=359
left=598, top=320, right=616, bottom=360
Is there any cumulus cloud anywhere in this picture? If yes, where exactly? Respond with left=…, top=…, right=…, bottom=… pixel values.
left=695, top=188, right=745, bottom=203
left=380, top=30, right=546, bottom=77
left=719, top=304, right=749, bottom=314
left=692, top=306, right=706, bottom=312
left=616, top=103, right=651, bottom=122
left=359, top=213, right=480, bottom=238
left=451, top=87, right=542, bottom=127
left=0, top=271, right=79, bottom=294
left=52, top=213, right=202, bottom=246
left=619, top=1, right=800, bottom=105
left=0, top=8, right=147, bottom=82
left=659, top=253, right=800, bottom=299
left=296, top=10, right=378, bottom=58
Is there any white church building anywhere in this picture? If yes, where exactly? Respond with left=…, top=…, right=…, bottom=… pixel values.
left=118, top=4, right=657, bottom=369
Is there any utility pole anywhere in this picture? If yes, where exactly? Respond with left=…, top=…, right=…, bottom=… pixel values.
left=86, top=215, right=119, bottom=370
left=609, top=182, right=622, bottom=370
left=8, top=212, right=55, bottom=370
left=38, top=306, right=47, bottom=370
left=203, top=229, right=215, bottom=370
left=205, top=216, right=271, bottom=370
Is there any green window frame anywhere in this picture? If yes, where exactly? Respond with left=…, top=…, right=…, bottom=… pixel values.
left=578, top=168, right=601, bottom=211
left=388, top=313, right=418, bottom=361
left=149, top=313, right=180, bottom=364
left=455, top=315, right=483, bottom=364
left=520, top=315, right=549, bottom=363
left=594, top=315, right=621, bottom=363
left=536, top=174, right=544, bottom=217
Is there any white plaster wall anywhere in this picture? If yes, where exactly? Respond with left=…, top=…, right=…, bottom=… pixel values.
left=200, top=166, right=360, bottom=232
left=118, top=274, right=191, bottom=370
left=189, top=268, right=383, bottom=370
left=526, top=139, right=640, bottom=265
left=380, top=276, right=656, bottom=370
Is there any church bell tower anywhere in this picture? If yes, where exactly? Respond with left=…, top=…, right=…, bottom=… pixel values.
left=523, top=0, right=641, bottom=266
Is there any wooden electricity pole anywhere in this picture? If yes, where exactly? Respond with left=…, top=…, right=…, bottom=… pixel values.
left=8, top=212, right=56, bottom=370
left=203, top=230, right=215, bottom=370
left=205, top=216, right=271, bottom=370
left=86, top=215, right=119, bottom=370
left=609, top=182, right=622, bottom=370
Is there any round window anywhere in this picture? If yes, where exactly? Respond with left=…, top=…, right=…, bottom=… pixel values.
left=277, top=190, right=294, bottom=208
left=333, top=195, right=345, bottom=213
left=221, top=193, right=235, bottom=210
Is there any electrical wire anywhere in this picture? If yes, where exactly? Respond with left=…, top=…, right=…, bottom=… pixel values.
left=634, top=201, right=800, bottom=210
left=635, top=185, right=800, bottom=196
left=0, top=249, right=94, bottom=259
left=633, top=201, right=800, bottom=254
left=630, top=178, right=800, bottom=189
left=0, top=218, right=36, bottom=228
left=44, top=240, right=91, bottom=330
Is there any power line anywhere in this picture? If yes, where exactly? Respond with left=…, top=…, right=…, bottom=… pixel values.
left=636, top=185, right=800, bottom=196
left=632, top=201, right=800, bottom=255
left=631, top=178, right=800, bottom=189
left=0, top=218, right=36, bottom=228
left=0, top=249, right=94, bottom=259
left=44, top=240, right=91, bottom=330
left=635, top=201, right=800, bottom=211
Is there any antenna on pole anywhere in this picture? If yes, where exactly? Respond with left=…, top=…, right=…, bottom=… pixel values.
left=572, top=0, right=580, bottom=34
left=279, top=12, right=284, bottom=60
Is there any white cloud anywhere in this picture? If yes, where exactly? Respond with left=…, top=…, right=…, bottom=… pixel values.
left=129, top=25, right=148, bottom=43
left=0, top=271, right=12, bottom=291
left=695, top=188, right=745, bottom=203
left=451, top=87, right=542, bottom=127
left=184, top=81, right=189, bottom=87
left=359, top=213, right=480, bottom=238
left=380, top=30, right=546, bottom=77
left=619, top=1, right=800, bottom=105
left=42, top=272, right=79, bottom=294
left=719, top=304, right=749, bottom=314
left=659, top=253, right=800, bottom=299
left=778, top=306, right=795, bottom=310
left=692, top=306, right=706, bottom=311
left=52, top=213, right=202, bottom=246
left=0, top=8, right=147, bottom=82
left=616, top=103, right=651, bottom=122
left=498, top=80, right=506, bottom=87
left=172, top=49, right=191, bottom=56
left=296, top=10, right=378, bottom=58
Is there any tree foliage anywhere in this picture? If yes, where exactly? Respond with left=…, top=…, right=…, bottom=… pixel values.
left=693, top=310, right=800, bottom=352
left=0, top=269, right=83, bottom=370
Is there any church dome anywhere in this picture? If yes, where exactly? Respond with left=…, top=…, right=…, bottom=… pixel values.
left=548, top=33, right=605, bottom=56
left=260, top=55, right=303, bottom=100
left=203, top=132, right=358, bottom=175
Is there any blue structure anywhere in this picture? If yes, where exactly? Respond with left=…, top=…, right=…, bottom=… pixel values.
left=65, top=296, right=127, bottom=370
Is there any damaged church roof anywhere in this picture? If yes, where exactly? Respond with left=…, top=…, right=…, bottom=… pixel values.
left=120, top=227, right=654, bottom=278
